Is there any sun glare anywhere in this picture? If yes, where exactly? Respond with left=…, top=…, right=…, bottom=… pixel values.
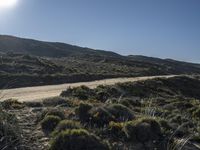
left=0, top=0, right=18, bottom=9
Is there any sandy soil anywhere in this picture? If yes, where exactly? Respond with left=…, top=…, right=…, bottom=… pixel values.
left=0, top=75, right=177, bottom=102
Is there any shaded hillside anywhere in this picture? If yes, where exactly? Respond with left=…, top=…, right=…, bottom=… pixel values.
left=0, top=35, right=120, bottom=58
left=0, top=35, right=200, bottom=88
left=128, top=55, right=200, bottom=74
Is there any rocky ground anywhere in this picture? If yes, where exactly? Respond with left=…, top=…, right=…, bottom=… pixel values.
left=7, top=107, right=49, bottom=150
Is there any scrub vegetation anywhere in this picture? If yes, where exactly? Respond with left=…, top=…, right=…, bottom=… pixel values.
left=1, top=35, right=200, bottom=89
left=1, top=76, right=200, bottom=149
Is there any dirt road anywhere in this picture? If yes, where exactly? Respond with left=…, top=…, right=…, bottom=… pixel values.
left=0, top=75, right=177, bottom=102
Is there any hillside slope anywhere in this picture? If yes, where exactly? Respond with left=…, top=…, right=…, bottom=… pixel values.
left=0, top=35, right=199, bottom=88
left=0, top=35, right=120, bottom=57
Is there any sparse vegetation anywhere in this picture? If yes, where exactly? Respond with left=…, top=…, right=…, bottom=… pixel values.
left=38, top=109, right=65, bottom=122
left=79, top=103, right=135, bottom=127
left=61, top=86, right=94, bottom=100
left=1, top=99, right=24, bottom=109
left=1, top=75, right=200, bottom=149
left=75, top=102, right=92, bottom=122
left=50, top=129, right=109, bottom=150
left=0, top=107, right=22, bottom=149
left=123, top=118, right=162, bottom=143
left=41, top=115, right=62, bottom=133
left=193, top=108, right=200, bottom=120
left=42, top=97, right=69, bottom=107
left=54, top=120, right=82, bottom=133
left=108, top=121, right=125, bottom=139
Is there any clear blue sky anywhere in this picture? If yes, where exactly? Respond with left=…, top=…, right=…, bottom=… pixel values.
left=0, top=0, right=200, bottom=62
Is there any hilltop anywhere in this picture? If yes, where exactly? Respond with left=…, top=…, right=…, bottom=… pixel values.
left=0, top=35, right=120, bottom=57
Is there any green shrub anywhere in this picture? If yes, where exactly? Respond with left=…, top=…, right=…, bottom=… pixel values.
left=43, top=97, right=68, bottom=106
left=158, top=119, right=173, bottom=136
left=24, top=101, right=43, bottom=107
left=60, top=87, right=74, bottom=97
left=193, top=108, right=200, bottom=119
left=1, top=99, right=24, bottom=109
left=89, top=104, right=135, bottom=127
left=106, top=104, right=135, bottom=122
left=54, top=120, right=82, bottom=133
left=38, top=109, right=65, bottom=122
left=95, top=85, right=121, bottom=98
left=50, top=129, right=109, bottom=150
left=159, top=119, right=172, bottom=131
left=89, top=106, right=115, bottom=127
left=118, top=82, right=149, bottom=97
left=119, top=97, right=141, bottom=108
left=108, top=121, right=125, bottom=139
left=41, top=115, right=61, bottom=133
left=123, top=118, right=162, bottom=143
left=75, top=103, right=92, bottom=122
left=95, top=91, right=110, bottom=102
left=61, top=86, right=94, bottom=100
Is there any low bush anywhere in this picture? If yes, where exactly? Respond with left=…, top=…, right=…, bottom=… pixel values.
left=95, top=85, right=121, bottom=98
left=117, top=82, right=150, bottom=97
left=123, top=118, right=162, bottom=143
left=159, top=119, right=172, bottom=131
left=75, top=103, right=92, bottom=122
left=1, top=99, right=24, bottom=109
left=108, top=121, right=125, bottom=139
left=54, top=120, right=82, bottom=133
left=50, top=129, right=109, bottom=150
left=88, top=104, right=135, bottom=127
left=61, top=86, right=94, bottom=100
left=95, top=91, right=110, bottom=102
left=38, top=109, right=65, bottom=122
left=89, top=106, right=115, bottom=127
left=41, top=115, right=61, bottom=133
left=119, top=97, right=141, bottom=108
left=42, top=97, right=68, bottom=107
left=106, top=104, right=135, bottom=122
left=75, top=103, right=135, bottom=127
left=24, top=101, right=43, bottom=107
left=193, top=108, right=200, bottom=119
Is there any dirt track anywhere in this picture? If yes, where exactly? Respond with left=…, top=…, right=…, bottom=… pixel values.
left=0, top=75, right=177, bottom=102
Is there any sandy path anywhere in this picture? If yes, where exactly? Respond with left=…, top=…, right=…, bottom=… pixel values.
left=0, top=75, right=177, bottom=102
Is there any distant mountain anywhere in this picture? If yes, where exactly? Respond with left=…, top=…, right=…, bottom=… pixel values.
left=0, top=35, right=199, bottom=88
left=128, top=55, right=200, bottom=74
left=0, top=35, right=120, bottom=58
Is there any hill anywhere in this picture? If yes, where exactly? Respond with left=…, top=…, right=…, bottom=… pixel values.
left=0, top=35, right=120, bottom=57
left=0, top=35, right=200, bottom=88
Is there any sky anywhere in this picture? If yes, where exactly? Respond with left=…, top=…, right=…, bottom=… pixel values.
left=0, top=0, right=200, bottom=63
